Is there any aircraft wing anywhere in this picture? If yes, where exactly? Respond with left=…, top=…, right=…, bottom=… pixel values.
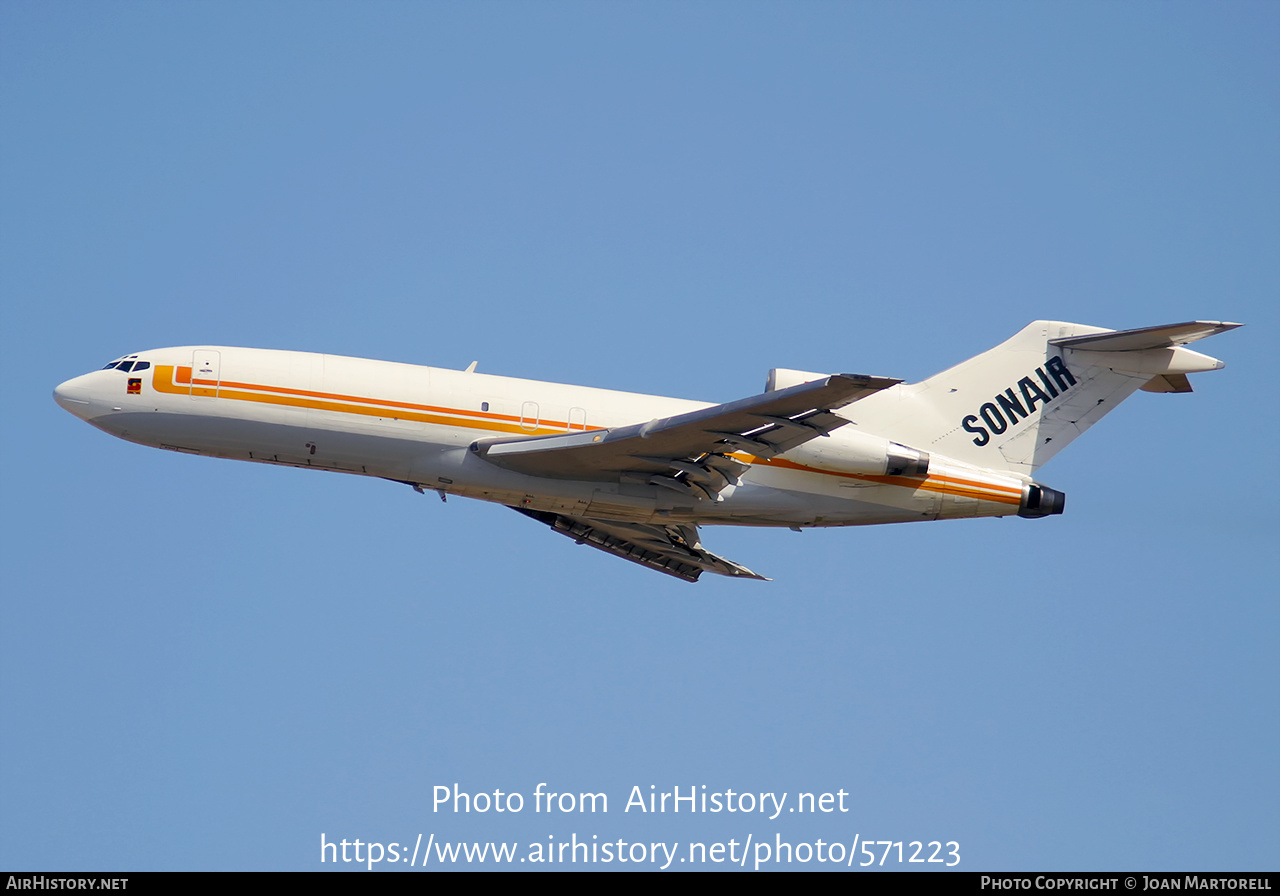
left=474, top=373, right=898, bottom=501
left=513, top=508, right=767, bottom=582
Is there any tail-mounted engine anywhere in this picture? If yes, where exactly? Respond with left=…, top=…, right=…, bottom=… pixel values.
left=1018, top=484, right=1066, bottom=518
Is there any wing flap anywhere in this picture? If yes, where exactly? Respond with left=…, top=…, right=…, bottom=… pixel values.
left=513, top=508, right=767, bottom=582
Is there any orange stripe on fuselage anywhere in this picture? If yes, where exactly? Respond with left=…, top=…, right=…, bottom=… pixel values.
left=154, top=365, right=587, bottom=436
left=152, top=364, right=1025, bottom=505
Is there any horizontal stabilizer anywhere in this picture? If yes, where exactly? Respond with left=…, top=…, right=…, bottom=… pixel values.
left=1050, top=321, right=1241, bottom=352
left=1141, top=373, right=1194, bottom=393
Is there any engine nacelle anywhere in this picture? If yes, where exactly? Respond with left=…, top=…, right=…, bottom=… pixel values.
left=1018, top=484, right=1066, bottom=518
left=765, top=368, right=829, bottom=392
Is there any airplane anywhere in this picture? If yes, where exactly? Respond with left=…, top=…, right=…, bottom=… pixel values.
left=53, top=320, right=1239, bottom=582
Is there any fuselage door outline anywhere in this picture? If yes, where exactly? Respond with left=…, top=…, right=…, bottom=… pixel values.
left=190, top=350, right=221, bottom=400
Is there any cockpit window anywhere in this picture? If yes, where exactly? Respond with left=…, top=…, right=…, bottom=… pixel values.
left=133, top=361, right=150, bottom=372
left=101, top=359, right=149, bottom=372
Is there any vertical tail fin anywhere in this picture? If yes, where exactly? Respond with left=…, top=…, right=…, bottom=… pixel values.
left=846, top=320, right=1240, bottom=474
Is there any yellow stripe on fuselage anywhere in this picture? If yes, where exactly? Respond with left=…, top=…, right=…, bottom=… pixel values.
left=745, top=455, right=1023, bottom=506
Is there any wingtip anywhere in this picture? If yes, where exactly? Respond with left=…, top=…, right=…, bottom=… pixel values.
left=834, top=373, right=903, bottom=390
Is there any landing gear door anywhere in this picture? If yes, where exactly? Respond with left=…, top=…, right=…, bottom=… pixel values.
left=191, top=350, right=221, bottom=399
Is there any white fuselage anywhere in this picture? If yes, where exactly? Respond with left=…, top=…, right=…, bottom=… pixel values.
left=54, top=346, right=1032, bottom=528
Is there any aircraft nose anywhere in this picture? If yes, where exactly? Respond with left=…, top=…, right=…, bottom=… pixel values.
left=53, top=373, right=98, bottom=420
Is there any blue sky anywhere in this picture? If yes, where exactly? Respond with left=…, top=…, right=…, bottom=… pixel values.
left=2, top=1, right=1276, bottom=871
